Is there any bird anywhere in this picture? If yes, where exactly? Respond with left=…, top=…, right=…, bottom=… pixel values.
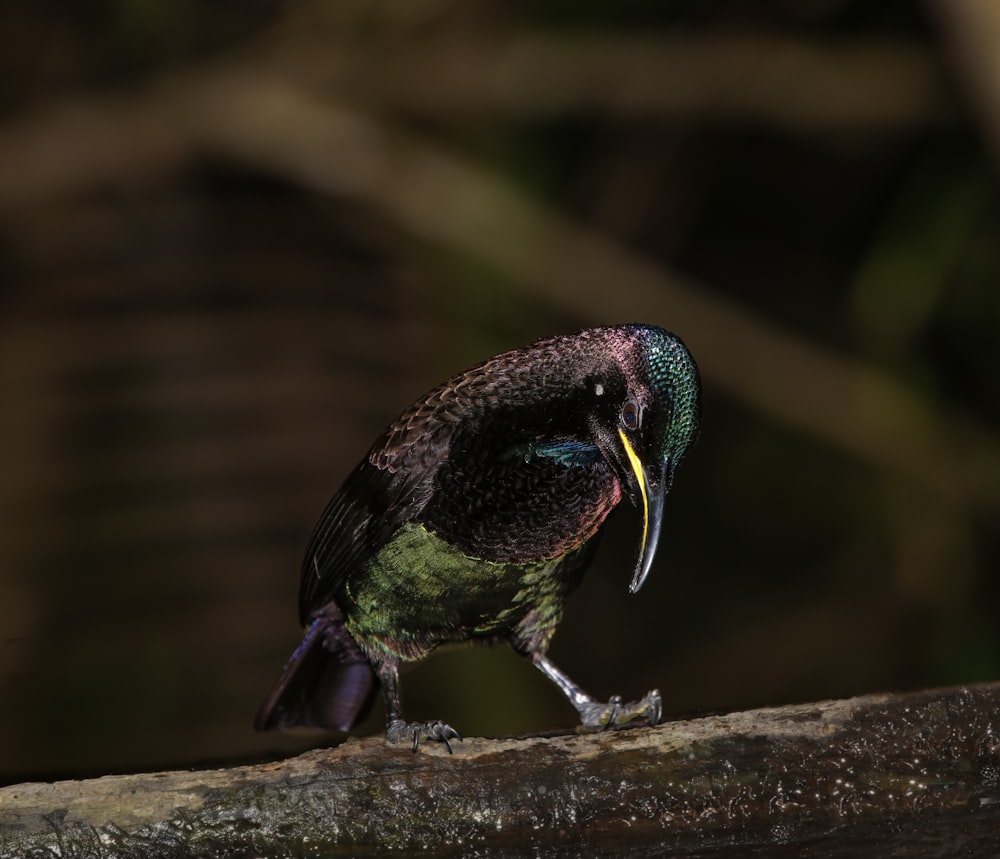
left=255, top=323, right=700, bottom=751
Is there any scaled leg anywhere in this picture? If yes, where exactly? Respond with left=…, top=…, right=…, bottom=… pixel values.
left=531, top=653, right=662, bottom=729
left=377, top=660, right=462, bottom=753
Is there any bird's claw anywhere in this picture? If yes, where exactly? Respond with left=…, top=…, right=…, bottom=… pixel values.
left=578, top=689, right=662, bottom=731
left=386, top=719, right=462, bottom=753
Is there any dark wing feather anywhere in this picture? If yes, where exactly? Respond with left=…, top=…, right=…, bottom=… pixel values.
left=298, top=462, right=386, bottom=623
left=297, top=395, right=464, bottom=622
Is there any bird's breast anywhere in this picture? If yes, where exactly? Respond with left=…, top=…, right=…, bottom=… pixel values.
left=419, top=450, right=622, bottom=565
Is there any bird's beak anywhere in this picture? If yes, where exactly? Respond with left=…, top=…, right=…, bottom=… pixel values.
left=618, top=429, right=671, bottom=594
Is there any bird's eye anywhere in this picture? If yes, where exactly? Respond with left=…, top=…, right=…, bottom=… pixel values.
left=621, top=400, right=640, bottom=430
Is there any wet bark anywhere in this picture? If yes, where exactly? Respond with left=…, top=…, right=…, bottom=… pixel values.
left=3, top=682, right=1000, bottom=857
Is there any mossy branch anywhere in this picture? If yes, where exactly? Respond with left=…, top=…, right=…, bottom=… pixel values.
left=3, top=682, right=1000, bottom=857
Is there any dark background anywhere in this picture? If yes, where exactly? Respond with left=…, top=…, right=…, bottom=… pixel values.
left=2, top=0, right=999, bottom=781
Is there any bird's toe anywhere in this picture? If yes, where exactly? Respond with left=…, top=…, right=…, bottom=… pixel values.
left=386, top=719, right=462, bottom=753
left=578, top=690, right=662, bottom=730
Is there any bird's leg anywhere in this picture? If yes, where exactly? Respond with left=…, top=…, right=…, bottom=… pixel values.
left=377, top=659, right=461, bottom=753
left=531, top=653, right=662, bottom=730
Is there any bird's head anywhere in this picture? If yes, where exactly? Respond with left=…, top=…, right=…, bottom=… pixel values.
left=588, top=324, right=701, bottom=594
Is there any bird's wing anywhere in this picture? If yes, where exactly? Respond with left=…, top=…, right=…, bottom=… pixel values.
left=297, top=395, right=463, bottom=623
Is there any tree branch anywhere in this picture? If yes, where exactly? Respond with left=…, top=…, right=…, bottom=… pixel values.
left=294, top=34, right=953, bottom=130
left=3, top=682, right=1000, bottom=857
left=926, top=0, right=1000, bottom=172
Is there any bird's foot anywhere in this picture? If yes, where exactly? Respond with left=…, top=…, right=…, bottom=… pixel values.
left=577, top=688, right=662, bottom=731
left=386, top=718, right=462, bottom=753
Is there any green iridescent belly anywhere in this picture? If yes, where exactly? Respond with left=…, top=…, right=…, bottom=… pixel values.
left=341, top=522, right=586, bottom=661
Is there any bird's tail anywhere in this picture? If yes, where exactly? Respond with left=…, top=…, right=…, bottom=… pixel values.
left=254, top=603, right=378, bottom=732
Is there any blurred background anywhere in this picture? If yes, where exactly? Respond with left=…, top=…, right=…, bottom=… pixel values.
left=2, top=0, right=999, bottom=782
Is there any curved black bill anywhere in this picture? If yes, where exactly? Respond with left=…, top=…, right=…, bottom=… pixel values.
left=618, top=429, right=670, bottom=594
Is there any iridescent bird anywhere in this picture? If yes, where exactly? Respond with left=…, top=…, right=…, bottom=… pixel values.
left=256, top=324, right=700, bottom=750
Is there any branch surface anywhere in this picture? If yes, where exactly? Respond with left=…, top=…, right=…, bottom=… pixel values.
left=3, top=683, right=1000, bottom=857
